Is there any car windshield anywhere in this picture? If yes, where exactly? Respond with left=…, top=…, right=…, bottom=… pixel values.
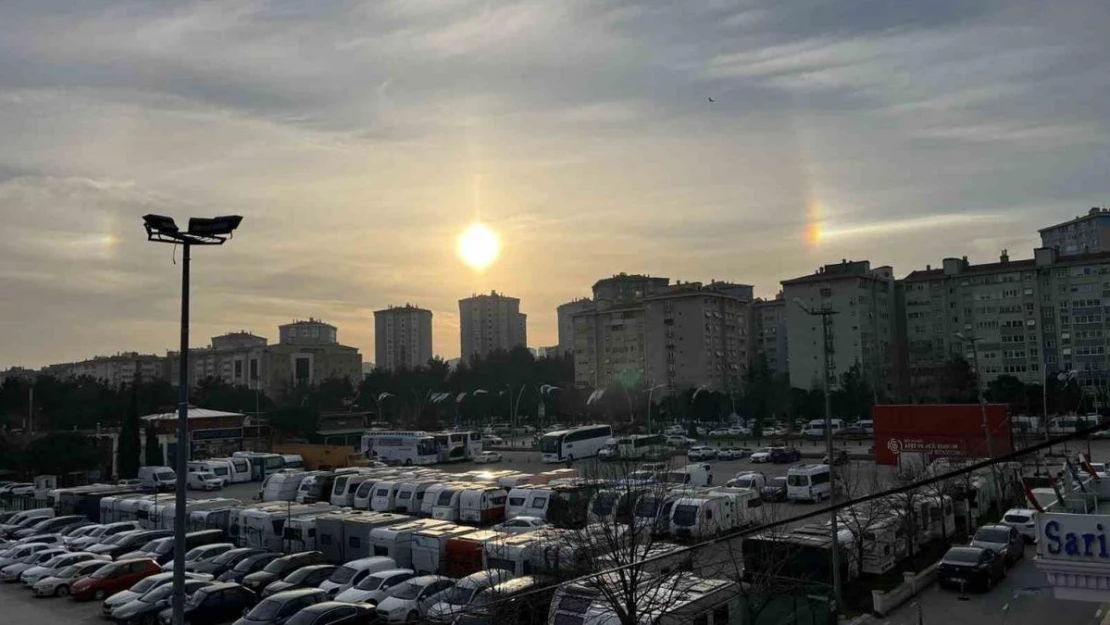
left=138, top=539, right=162, bottom=553
left=1004, top=514, right=1031, bottom=524
left=212, top=550, right=242, bottom=565
left=787, top=475, right=808, bottom=486
left=355, top=575, right=385, bottom=591
left=263, top=558, right=289, bottom=574
left=392, top=581, right=423, bottom=600
left=235, top=556, right=269, bottom=572
left=945, top=548, right=983, bottom=564
left=141, top=585, right=175, bottom=603
left=329, top=566, right=357, bottom=584
left=286, top=567, right=314, bottom=583
left=154, top=541, right=175, bottom=555
left=91, top=564, right=120, bottom=579
left=156, top=472, right=175, bottom=481
left=246, top=598, right=283, bottom=620
left=974, top=528, right=1011, bottom=543
left=634, top=497, right=661, bottom=517
left=771, top=477, right=787, bottom=487
left=443, top=586, right=474, bottom=605
left=672, top=504, right=698, bottom=527
left=55, top=564, right=82, bottom=578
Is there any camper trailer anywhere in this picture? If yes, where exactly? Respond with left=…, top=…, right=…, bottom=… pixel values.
left=669, top=495, right=739, bottom=540
left=444, top=529, right=506, bottom=578
left=332, top=513, right=413, bottom=562
left=483, top=532, right=546, bottom=576
left=394, top=480, right=439, bottom=514
left=431, top=486, right=467, bottom=522
left=155, top=498, right=241, bottom=530
left=295, top=471, right=337, bottom=504
left=239, top=503, right=338, bottom=551
left=261, top=471, right=308, bottom=502
left=410, top=524, right=479, bottom=575
left=459, top=486, right=508, bottom=525
left=368, top=519, right=452, bottom=568
left=370, top=480, right=404, bottom=512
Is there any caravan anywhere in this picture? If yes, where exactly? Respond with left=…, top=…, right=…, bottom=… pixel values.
left=431, top=486, right=466, bottom=521
left=459, top=487, right=508, bottom=524
left=215, top=457, right=253, bottom=484
left=333, top=513, right=413, bottom=562
left=239, top=503, right=337, bottom=551
left=370, top=480, right=404, bottom=512
left=330, top=473, right=376, bottom=507
left=411, top=524, right=478, bottom=575
left=483, top=532, right=545, bottom=575
left=506, top=486, right=542, bottom=520
left=261, top=471, right=308, bottom=502
left=669, top=495, right=738, bottom=540
left=295, top=471, right=336, bottom=504
left=394, top=480, right=438, bottom=514
left=369, top=519, right=452, bottom=568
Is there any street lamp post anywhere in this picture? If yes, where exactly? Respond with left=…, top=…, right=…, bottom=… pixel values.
left=794, top=298, right=842, bottom=612
left=142, top=214, right=242, bottom=625
left=645, top=384, right=667, bottom=434
left=954, top=332, right=999, bottom=512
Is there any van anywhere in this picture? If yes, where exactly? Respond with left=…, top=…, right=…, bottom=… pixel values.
left=801, top=419, right=845, bottom=437
left=786, top=464, right=832, bottom=503
left=662, top=464, right=712, bottom=487
left=137, top=466, right=177, bottom=493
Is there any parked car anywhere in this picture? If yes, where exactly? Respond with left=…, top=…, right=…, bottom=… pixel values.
left=769, top=447, right=802, bottom=464
left=664, top=435, right=695, bottom=447
left=318, top=556, right=399, bottom=598
left=749, top=448, right=773, bottom=463
left=0, top=547, right=68, bottom=582
left=970, top=524, right=1024, bottom=568
left=188, top=547, right=270, bottom=577
left=71, top=558, right=163, bottom=601
left=708, top=428, right=732, bottom=437
left=156, top=582, right=257, bottom=625
left=218, top=552, right=283, bottom=584
left=687, top=446, right=717, bottom=461
left=262, top=564, right=337, bottom=598
left=480, top=436, right=505, bottom=446
left=474, top=452, right=502, bottom=464
left=760, top=476, right=789, bottom=502
left=425, top=570, right=515, bottom=624
left=285, top=601, right=378, bottom=625
left=68, top=522, right=142, bottom=550
left=234, top=588, right=328, bottom=625
left=0, top=542, right=54, bottom=568
left=716, top=448, right=748, bottom=461
left=20, top=551, right=107, bottom=586
left=937, top=546, right=1005, bottom=591
left=491, top=517, right=549, bottom=534
left=1000, top=508, right=1038, bottom=543
left=164, top=543, right=237, bottom=572
left=727, top=427, right=752, bottom=437
left=31, top=558, right=112, bottom=597
left=108, top=579, right=214, bottom=624
left=374, top=575, right=455, bottom=623
left=188, top=471, right=226, bottom=491
left=92, top=530, right=173, bottom=560
left=242, top=551, right=327, bottom=594
left=102, top=571, right=216, bottom=615
left=333, top=568, right=415, bottom=605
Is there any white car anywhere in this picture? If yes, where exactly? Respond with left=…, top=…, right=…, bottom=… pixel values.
left=375, top=575, right=455, bottom=623
left=491, top=516, right=549, bottom=534
left=728, top=427, right=752, bottom=437
left=474, top=451, right=502, bottom=464
left=687, top=446, right=717, bottom=461
left=187, top=471, right=224, bottom=491
left=32, top=558, right=113, bottom=597
left=1000, top=508, right=1038, bottom=543
left=334, top=568, right=415, bottom=605
left=665, top=435, right=695, bottom=447
left=717, top=448, right=747, bottom=461
left=20, top=551, right=106, bottom=586
left=749, top=448, right=773, bottom=463
left=481, top=436, right=505, bottom=446
left=664, top=425, right=685, bottom=436
left=1, top=548, right=67, bottom=582
left=708, top=429, right=732, bottom=437
left=425, top=570, right=514, bottom=623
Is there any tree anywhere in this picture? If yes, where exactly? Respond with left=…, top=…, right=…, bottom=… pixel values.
left=835, top=462, right=892, bottom=575
left=23, top=432, right=101, bottom=475
left=267, top=406, right=319, bottom=439
left=938, top=356, right=978, bottom=403
left=145, top=427, right=163, bottom=466
left=985, top=375, right=1026, bottom=410
left=117, top=381, right=142, bottom=479
left=831, top=363, right=873, bottom=421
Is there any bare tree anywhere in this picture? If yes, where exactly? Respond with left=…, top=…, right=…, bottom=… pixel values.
left=835, top=461, right=895, bottom=576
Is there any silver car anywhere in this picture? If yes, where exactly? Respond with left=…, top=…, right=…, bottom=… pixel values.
left=970, top=524, right=1024, bottom=568
left=32, top=559, right=112, bottom=597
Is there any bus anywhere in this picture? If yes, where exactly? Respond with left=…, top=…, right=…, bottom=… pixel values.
left=432, top=431, right=482, bottom=462
left=540, top=424, right=613, bottom=463
left=360, top=432, right=440, bottom=466
left=598, top=434, right=666, bottom=461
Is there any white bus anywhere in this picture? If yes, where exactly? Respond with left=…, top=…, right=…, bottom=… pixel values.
left=361, top=432, right=440, bottom=466
left=540, top=424, right=614, bottom=463
left=432, top=431, right=482, bottom=462
left=599, top=434, right=666, bottom=461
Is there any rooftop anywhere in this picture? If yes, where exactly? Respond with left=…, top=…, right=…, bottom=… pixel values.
left=1039, top=207, right=1110, bottom=233
left=141, top=407, right=244, bottom=421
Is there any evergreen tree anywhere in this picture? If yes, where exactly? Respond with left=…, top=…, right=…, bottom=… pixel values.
left=145, top=427, right=163, bottom=466
left=117, top=380, right=142, bottom=478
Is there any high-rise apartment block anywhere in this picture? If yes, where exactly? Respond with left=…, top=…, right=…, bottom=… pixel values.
left=557, top=298, right=595, bottom=356
left=459, top=291, right=527, bottom=360
left=643, top=284, right=751, bottom=390
left=592, top=273, right=671, bottom=309
left=374, top=305, right=433, bottom=371
left=782, top=260, right=896, bottom=394
left=1040, top=208, right=1110, bottom=257
left=752, top=295, right=789, bottom=373
left=572, top=274, right=670, bottom=388
left=41, top=352, right=168, bottom=387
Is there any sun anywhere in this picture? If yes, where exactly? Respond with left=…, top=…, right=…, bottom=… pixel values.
left=457, top=222, right=500, bottom=271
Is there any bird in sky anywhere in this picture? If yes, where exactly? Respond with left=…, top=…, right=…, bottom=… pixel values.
left=708, top=97, right=715, bottom=102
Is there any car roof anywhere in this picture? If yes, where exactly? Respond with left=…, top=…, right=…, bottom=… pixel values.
left=269, top=588, right=327, bottom=601
left=370, top=568, right=414, bottom=578
left=199, top=582, right=243, bottom=592
left=409, top=574, right=449, bottom=585
left=976, top=524, right=1011, bottom=532
left=946, top=546, right=985, bottom=555
left=1004, top=508, right=1036, bottom=515
left=299, top=601, right=364, bottom=614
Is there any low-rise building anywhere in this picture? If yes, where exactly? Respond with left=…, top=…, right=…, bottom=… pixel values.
left=41, top=352, right=168, bottom=387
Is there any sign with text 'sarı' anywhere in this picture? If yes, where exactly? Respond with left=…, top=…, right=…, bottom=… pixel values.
left=1038, top=512, right=1110, bottom=561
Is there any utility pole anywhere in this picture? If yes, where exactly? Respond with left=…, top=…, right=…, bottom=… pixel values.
left=955, top=332, right=999, bottom=512
left=794, top=298, right=842, bottom=612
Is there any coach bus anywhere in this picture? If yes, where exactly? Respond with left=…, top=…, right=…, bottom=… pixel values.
left=360, top=431, right=440, bottom=466
left=540, top=424, right=614, bottom=463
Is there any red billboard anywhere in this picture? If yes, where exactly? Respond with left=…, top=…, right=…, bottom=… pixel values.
left=873, top=404, right=1011, bottom=466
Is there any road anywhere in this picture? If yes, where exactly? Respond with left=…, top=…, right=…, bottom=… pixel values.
left=0, top=580, right=102, bottom=625
left=877, top=545, right=1105, bottom=625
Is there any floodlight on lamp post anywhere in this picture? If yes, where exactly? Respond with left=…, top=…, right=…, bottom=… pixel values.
left=142, top=213, right=241, bottom=625
left=793, top=296, right=842, bottom=613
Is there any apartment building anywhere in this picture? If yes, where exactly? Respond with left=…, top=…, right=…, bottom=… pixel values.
left=41, top=352, right=168, bottom=387
left=903, top=248, right=1110, bottom=396
left=643, top=284, right=751, bottom=390
left=459, top=291, right=527, bottom=360
left=592, top=273, right=671, bottom=309
left=374, top=305, right=433, bottom=371
left=1040, top=207, right=1110, bottom=257
left=782, top=260, right=896, bottom=394
left=752, top=296, right=789, bottom=373
left=556, top=298, right=595, bottom=356
left=572, top=303, right=647, bottom=388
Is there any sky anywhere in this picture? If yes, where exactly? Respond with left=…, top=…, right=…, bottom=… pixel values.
left=2, top=0, right=1109, bottom=368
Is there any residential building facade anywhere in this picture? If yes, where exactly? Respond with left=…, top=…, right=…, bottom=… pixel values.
left=42, top=352, right=168, bottom=387
left=557, top=298, right=595, bottom=356
left=573, top=303, right=646, bottom=389
left=643, top=284, right=751, bottom=390
left=752, top=295, right=789, bottom=373
left=782, top=260, right=896, bottom=394
left=592, top=274, right=670, bottom=309
left=1040, top=207, right=1110, bottom=257
left=459, top=291, right=527, bottom=360
left=374, top=305, right=433, bottom=371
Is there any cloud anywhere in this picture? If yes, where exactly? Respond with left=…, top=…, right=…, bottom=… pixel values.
left=0, top=1, right=1108, bottom=368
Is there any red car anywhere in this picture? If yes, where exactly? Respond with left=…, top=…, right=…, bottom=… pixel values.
left=70, top=558, right=161, bottom=601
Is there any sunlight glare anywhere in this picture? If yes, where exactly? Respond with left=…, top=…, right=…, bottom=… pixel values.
left=457, top=222, right=500, bottom=271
